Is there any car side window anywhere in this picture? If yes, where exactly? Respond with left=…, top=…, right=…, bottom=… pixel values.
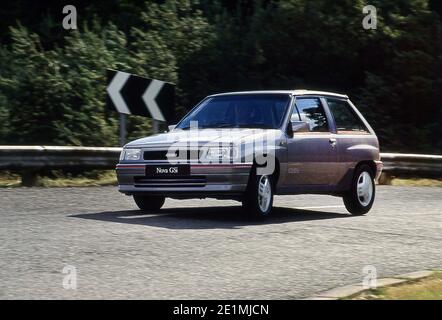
left=326, top=99, right=369, bottom=134
left=293, top=98, right=329, bottom=132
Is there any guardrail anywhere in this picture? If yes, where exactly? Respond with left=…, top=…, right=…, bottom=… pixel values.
left=0, top=146, right=121, bottom=170
left=0, top=146, right=441, bottom=186
left=380, top=153, right=442, bottom=177
left=0, top=146, right=121, bottom=186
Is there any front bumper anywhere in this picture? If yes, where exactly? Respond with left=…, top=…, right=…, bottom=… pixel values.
left=116, top=162, right=252, bottom=196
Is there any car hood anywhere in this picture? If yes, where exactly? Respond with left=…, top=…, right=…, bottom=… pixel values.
left=125, top=128, right=282, bottom=147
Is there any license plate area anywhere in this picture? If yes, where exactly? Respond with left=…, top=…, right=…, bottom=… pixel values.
left=145, top=165, right=190, bottom=176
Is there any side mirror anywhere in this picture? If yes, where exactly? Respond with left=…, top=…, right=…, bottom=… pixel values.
left=291, top=120, right=310, bottom=133
left=168, top=124, right=176, bottom=131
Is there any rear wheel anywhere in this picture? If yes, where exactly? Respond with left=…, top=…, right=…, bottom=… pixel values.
left=343, top=164, right=375, bottom=215
left=133, top=195, right=165, bottom=212
left=242, top=173, right=273, bottom=218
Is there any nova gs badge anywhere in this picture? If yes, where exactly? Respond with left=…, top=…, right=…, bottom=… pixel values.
left=156, top=167, right=178, bottom=174
left=145, top=165, right=190, bottom=176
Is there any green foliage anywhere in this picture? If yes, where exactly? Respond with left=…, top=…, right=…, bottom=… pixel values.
left=354, top=0, right=442, bottom=152
left=0, top=0, right=440, bottom=153
left=131, top=0, right=216, bottom=111
left=0, top=25, right=70, bottom=145
left=0, top=23, right=127, bottom=145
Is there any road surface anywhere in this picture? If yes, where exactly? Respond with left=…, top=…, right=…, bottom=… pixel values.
left=0, top=186, right=441, bottom=299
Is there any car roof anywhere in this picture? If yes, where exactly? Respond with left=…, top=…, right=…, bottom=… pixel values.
left=208, top=90, right=348, bottom=99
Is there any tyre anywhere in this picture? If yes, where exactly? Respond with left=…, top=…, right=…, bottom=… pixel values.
left=242, top=172, right=274, bottom=218
left=343, top=164, right=375, bottom=215
left=133, top=195, right=165, bottom=212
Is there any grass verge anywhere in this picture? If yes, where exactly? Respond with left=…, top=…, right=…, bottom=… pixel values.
left=0, top=171, right=21, bottom=187
left=350, top=272, right=442, bottom=300
left=389, top=178, right=442, bottom=187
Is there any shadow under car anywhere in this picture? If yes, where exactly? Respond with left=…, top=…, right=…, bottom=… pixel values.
left=71, top=205, right=353, bottom=230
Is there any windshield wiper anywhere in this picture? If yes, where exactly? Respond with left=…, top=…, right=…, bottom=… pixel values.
left=200, top=123, right=235, bottom=128
left=179, top=123, right=273, bottom=129
left=236, top=123, right=274, bottom=129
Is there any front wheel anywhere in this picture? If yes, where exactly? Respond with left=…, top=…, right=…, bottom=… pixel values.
left=242, top=173, right=274, bottom=218
left=133, top=195, right=165, bottom=212
left=343, top=165, right=375, bottom=215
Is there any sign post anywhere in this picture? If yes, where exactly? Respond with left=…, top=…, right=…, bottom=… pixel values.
left=119, top=113, right=126, bottom=146
left=152, top=119, right=159, bottom=134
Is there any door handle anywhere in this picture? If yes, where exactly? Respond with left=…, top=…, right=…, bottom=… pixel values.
left=329, top=138, right=337, bottom=147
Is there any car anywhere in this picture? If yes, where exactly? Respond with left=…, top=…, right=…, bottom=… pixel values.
left=116, top=90, right=383, bottom=217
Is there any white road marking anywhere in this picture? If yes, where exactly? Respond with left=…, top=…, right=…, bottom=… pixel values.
left=293, top=205, right=345, bottom=210
left=121, top=214, right=166, bottom=219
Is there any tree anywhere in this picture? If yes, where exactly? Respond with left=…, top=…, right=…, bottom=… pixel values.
left=131, top=0, right=216, bottom=114
left=0, top=22, right=132, bottom=146
left=355, top=0, right=442, bottom=152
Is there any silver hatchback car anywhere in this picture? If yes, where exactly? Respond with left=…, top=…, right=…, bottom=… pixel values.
left=117, top=90, right=382, bottom=217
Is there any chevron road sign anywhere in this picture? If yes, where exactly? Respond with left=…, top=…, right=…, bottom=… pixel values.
left=106, top=69, right=175, bottom=123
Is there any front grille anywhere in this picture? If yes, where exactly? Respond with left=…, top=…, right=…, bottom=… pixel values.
left=144, top=149, right=202, bottom=161
left=134, top=175, right=206, bottom=188
left=143, top=150, right=168, bottom=160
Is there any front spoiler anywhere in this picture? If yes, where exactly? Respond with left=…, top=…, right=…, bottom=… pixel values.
left=116, top=162, right=253, bottom=195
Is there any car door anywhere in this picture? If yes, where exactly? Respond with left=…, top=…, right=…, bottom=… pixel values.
left=286, top=96, right=339, bottom=186
left=325, top=98, right=374, bottom=183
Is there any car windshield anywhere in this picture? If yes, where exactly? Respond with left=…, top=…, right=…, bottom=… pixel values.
left=176, top=94, right=290, bottom=130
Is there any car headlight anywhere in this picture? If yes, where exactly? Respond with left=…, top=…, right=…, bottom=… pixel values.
left=124, top=149, right=141, bottom=161
left=204, top=147, right=235, bottom=161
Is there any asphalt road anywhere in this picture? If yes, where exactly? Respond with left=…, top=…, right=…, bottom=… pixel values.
left=0, top=185, right=441, bottom=299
